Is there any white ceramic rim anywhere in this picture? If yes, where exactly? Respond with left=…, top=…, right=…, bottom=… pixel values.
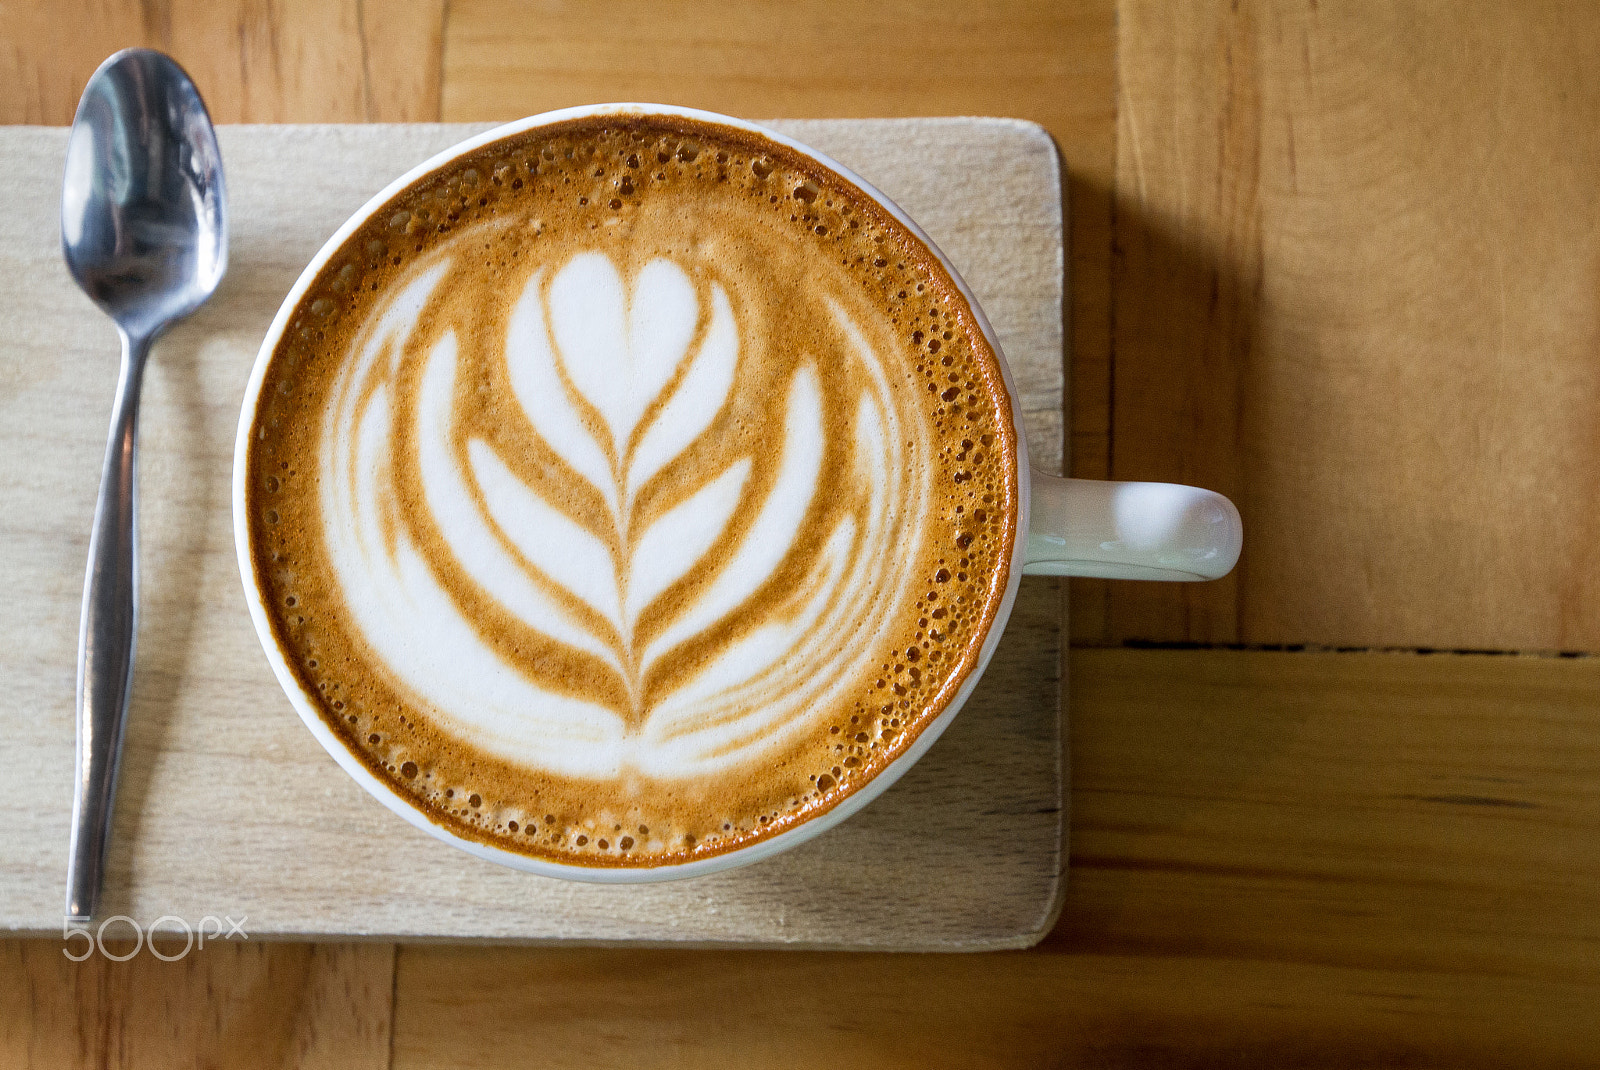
left=232, top=103, right=1033, bottom=883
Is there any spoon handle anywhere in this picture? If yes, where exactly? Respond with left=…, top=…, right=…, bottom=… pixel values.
left=66, top=330, right=149, bottom=923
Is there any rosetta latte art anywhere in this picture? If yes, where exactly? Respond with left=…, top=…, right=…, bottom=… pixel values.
left=249, top=114, right=1020, bottom=864
left=322, top=245, right=926, bottom=780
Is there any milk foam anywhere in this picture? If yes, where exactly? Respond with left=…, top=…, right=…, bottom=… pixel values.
left=320, top=246, right=919, bottom=779
left=249, top=114, right=1019, bottom=865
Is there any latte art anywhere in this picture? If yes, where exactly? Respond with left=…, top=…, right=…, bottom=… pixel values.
left=324, top=247, right=924, bottom=778
left=246, top=114, right=1019, bottom=866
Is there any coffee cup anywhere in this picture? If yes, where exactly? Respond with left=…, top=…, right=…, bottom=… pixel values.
left=233, top=104, right=1240, bottom=882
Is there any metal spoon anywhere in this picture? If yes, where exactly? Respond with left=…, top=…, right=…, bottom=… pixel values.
left=61, top=49, right=227, bottom=922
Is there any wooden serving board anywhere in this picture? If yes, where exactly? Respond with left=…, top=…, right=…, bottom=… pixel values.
left=0, top=120, right=1064, bottom=949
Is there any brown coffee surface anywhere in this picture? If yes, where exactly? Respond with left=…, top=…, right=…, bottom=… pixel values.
left=245, top=113, right=1019, bottom=867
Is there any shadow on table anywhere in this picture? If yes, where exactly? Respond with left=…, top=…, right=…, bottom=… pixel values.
left=1090, top=171, right=1255, bottom=647
left=1050, top=172, right=1288, bottom=947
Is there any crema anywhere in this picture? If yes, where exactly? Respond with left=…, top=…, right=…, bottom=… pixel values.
left=245, top=115, right=1019, bottom=866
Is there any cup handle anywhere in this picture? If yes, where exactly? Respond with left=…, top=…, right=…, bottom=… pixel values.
left=1023, top=472, right=1242, bottom=581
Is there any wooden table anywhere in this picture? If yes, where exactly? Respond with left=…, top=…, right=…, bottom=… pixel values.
left=4, top=2, right=1598, bottom=1065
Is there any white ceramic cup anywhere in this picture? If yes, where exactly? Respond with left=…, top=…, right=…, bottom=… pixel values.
left=234, top=104, right=1241, bottom=882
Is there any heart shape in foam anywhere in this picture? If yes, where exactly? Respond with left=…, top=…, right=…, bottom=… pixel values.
left=549, top=254, right=701, bottom=458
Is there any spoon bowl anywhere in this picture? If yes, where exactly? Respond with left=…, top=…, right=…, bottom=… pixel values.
left=62, top=49, right=226, bottom=338
left=61, top=48, right=227, bottom=922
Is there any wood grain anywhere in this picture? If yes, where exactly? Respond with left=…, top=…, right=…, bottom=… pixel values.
left=393, top=949, right=1600, bottom=1069
left=393, top=648, right=1600, bottom=1068
left=439, top=0, right=1118, bottom=639
left=0, top=120, right=1063, bottom=947
left=1061, top=649, right=1600, bottom=981
left=1112, top=0, right=1600, bottom=648
left=8, top=652, right=1600, bottom=1064
left=0, top=0, right=445, bottom=124
left=0, top=940, right=393, bottom=1070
